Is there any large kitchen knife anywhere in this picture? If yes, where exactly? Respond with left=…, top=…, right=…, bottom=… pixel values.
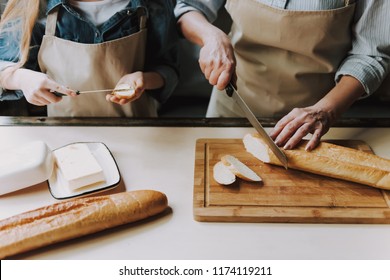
left=225, top=82, right=288, bottom=169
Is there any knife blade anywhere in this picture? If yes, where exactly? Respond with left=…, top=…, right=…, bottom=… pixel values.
left=225, top=82, right=288, bottom=169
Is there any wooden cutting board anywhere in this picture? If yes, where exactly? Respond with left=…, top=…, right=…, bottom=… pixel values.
left=194, top=139, right=390, bottom=223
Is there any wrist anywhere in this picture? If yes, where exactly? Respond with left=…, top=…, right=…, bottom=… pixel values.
left=315, top=75, right=365, bottom=121
left=0, top=67, right=25, bottom=90
left=200, top=27, right=229, bottom=47
left=143, top=72, right=164, bottom=90
left=313, top=102, right=338, bottom=125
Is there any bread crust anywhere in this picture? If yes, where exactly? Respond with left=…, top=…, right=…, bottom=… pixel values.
left=243, top=133, right=390, bottom=190
left=0, top=190, right=168, bottom=259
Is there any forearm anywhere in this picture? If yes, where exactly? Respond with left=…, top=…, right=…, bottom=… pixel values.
left=0, top=67, right=23, bottom=90
left=143, top=71, right=165, bottom=90
left=177, top=11, right=228, bottom=47
left=315, top=75, right=365, bottom=122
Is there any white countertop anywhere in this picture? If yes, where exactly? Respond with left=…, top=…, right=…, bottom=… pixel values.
left=1, top=125, right=390, bottom=260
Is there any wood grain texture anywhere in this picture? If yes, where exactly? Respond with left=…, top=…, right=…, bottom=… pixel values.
left=194, top=139, right=390, bottom=223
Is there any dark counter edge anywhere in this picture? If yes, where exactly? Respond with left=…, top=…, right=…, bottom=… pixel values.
left=1, top=116, right=389, bottom=127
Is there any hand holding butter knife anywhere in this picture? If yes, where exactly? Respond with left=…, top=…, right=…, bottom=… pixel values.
left=225, top=82, right=288, bottom=169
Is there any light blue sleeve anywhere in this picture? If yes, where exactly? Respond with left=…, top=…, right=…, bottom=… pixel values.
left=0, top=17, right=22, bottom=100
left=174, top=0, right=225, bottom=22
left=335, top=0, right=390, bottom=96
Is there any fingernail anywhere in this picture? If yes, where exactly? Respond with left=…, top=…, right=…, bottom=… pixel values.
left=284, top=144, right=290, bottom=150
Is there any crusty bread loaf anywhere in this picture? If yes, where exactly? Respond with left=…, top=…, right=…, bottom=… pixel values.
left=243, top=133, right=390, bottom=190
left=0, top=190, right=168, bottom=259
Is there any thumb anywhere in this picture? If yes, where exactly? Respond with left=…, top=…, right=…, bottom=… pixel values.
left=45, top=78, right=77, bottom=96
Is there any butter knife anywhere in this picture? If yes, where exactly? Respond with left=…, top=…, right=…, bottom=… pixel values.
left=225, top=82, right=288, bottom=169
left=53, top=88, right=129, bottom=97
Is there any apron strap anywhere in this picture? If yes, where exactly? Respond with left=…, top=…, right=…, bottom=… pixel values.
left=139, top=15, right=147, bottom=29
left=45, top=7, right=59, bottom=36
left=45, top=5, right=146, bottom=35
left=136, top=7, right=148, bottom=30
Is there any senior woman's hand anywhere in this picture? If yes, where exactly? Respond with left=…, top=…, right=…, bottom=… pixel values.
left=178, top=11, right=236, bottom=90
left=269, top=75, right=366, bottom=151
left=198, top=30, right=235, bottom=90
left=269, top=106, right=334, bottom=151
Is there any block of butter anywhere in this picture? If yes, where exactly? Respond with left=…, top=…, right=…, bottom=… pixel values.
left=53, top=143, right=106, bottom=191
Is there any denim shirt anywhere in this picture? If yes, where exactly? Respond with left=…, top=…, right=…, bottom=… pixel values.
left=0, top=0, right=179, bottom=104
left=175, top=0, right=390, bottom=96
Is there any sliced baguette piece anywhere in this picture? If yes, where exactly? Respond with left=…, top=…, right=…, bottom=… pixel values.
left=221, top=155, right=262, bottom=182
left=243, top=133, right=390, bottom=190
left=213, top=161, right=236, bottom=185
left=113, top=83, right=135, bottom=100
left=0, top=190, right=168, bottom=259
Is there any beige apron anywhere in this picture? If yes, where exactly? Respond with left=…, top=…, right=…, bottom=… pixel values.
left=207, top=0, right=356, bottom=118
left=38, top=7, right=157, bottom=117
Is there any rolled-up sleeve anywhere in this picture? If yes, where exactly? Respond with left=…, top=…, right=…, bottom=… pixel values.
left=0, top=62, right=24, bottom=101
left=0, top=61, right=16, bottom=98
left=0, top=17, right=44, bottom=101
left=336, top=0, right=390, bottom=96
left=147, top=64, right=179, bottom=104
left=175, top=0, right=225, bottom=22
left=0, top=22, right=21, bottom=101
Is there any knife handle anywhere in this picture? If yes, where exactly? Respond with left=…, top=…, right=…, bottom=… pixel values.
left=52, top=91, right=65, bottom=97
left=225, top=83, right=234, bottom=97
left=52, top=91, right=80, bottom=97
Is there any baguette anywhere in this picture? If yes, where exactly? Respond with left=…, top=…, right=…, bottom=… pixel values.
left=0, top=190, right=168, bottom=259
left=243, top=133, right=390, bottom=190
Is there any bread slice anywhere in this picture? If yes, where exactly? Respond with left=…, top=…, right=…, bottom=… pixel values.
left=221, top=155, right=262, bottom=182
left=113, top=84, right=135, bottom=99
left=213, top=161, right=236, bottom=185
left=243, top=133, right=390, bottom=190
left=213, top=155, right=262, bottom=185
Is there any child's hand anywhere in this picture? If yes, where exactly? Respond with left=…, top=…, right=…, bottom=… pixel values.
left=16, top=69, right=77, bottom=106
left=107, top=72, right=145, bottom=105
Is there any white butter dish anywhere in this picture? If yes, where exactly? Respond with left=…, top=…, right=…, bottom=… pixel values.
left=48, top=142, right=120, bottom=200
left=0, top=141, right=54, bottom=196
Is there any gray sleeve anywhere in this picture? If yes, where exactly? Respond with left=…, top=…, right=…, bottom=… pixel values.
left=335, top=0, right=390, bottom=96
left=175, top=0, right=225, bottom=22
